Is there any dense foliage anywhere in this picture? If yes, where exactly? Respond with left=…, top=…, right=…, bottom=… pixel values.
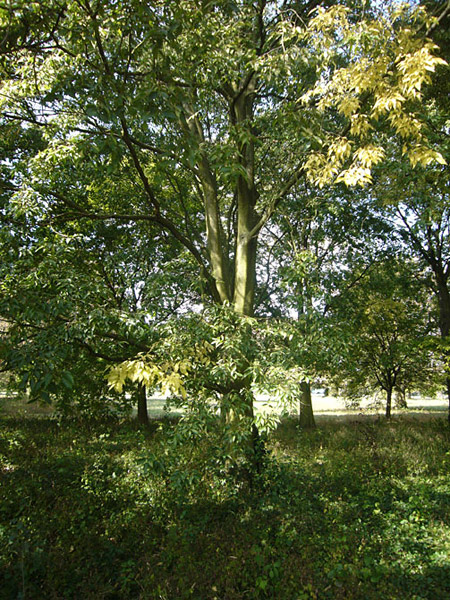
left=1, top=2, right=450, bottom=594
left=0, top=0, right=448, bottom=430
left=1, top=414, right=450, bottom=599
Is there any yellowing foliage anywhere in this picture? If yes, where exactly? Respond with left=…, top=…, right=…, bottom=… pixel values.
left=397, top=43, right=447, bottom=98
left=308, top=6, right=351, bottom=39
left=338, top=96, right=360, bottom=118
left=106, top=340, right=213, bottom=399
left=302, top=3, right=448, bottom=187
left=328, top=138, right=353, bottom=162
left=107, top=356, right=190, bottom=398
left=388, top=112, right=423, bottom=138
left=352, top=145, right=386, bottom=169
left=336, top=165, right=373, bottom=187
left=404, top=144, right=447, bottom=168
left=304, top=152, right=339, bottom=189
left=372, top=92, right=407, bottom=116
left=350, top=114, right=373, bottom=138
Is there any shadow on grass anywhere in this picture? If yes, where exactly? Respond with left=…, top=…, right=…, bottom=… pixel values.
left=1, top=416, right=450, bottom=599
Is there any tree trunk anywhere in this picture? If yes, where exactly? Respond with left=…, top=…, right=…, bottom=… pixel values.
left=137, top=383, right=149, bottom=426
left=190, top=78, right=262, bottom=468
left=299, top=380, right=316, bottom=429
left=230, top=80, right=264, bottom=473
left=385, top=387, right=392, bottom=419
left=233, top=232, right=261, bottom=470
left=198, top=157, right=231, bottom=304
left=233, top=231, right=257, bottom=316
left=447, top=377, right=450, bottom=425
left=232, top=80, right=258, bottom=318
left=436, top=277, right=450, bottom=422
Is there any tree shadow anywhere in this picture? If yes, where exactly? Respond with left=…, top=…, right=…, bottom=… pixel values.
left=2, top=415, right=450, bottom=599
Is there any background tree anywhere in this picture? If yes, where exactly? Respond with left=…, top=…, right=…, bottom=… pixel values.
left=0, top=145, right=198, bottom=421
left=257, top=184, right=395, bottom=426
left=366, top=0, right=450, bottom=417
left=331, top=259, right=437, bottom=418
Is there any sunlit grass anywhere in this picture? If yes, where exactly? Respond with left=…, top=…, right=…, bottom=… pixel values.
left=2, top=391, right=447, bottom=421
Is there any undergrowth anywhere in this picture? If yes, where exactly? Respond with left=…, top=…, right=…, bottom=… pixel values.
left=1, top=415, right=450, bottom=599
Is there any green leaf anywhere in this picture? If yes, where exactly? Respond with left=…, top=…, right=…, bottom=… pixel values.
left=61, top=371, right=74, bottom=390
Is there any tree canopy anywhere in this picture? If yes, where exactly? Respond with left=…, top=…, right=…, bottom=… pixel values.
left=0, top=0, right=448, bottom=440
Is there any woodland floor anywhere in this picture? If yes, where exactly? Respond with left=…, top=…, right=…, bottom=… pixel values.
left=1, top=393, right=450, bottom=599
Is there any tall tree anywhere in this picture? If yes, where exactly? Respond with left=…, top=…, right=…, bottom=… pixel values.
left=260, top=186, right=394, bottom=426
left=0, top=1, right=446, bottom=451
left=370, top=0, right=450, bottom=417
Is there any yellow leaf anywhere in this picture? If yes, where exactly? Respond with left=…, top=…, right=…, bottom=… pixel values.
left=372, top=92, right=406, bottom=116
left=328, top=138, right=352, bottom=161
left=407, top=145, right=447, bottom=168
left=352, top=145, right=385, bottom=168
left=350, top=114, right=373, bottom=137
left=336, top=165, right=373, bottom=187
left=338, top=96, right=360, bottom=118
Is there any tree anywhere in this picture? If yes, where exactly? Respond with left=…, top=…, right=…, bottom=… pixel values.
left=0, top=145, right=197, bottom=420
left=370, top=0, right=450, bottom=419
left=388, top=176, right=450, bottom=418
left=0, top=1, right=447, bottom=455
left=259, top=184, right=395, bottom=426
left=331, top=260, right=437, bottom=418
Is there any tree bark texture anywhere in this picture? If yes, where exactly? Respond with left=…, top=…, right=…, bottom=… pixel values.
left=385, top=387, right=392, bottom=419
left=137, top=383, right=149, bottom=426
left=299, top=380, right=316, bottom=429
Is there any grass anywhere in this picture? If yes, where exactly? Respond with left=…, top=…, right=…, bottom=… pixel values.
left=1, top=413, right=450, bottom=599
left=2, top=390, right=448, bottom=421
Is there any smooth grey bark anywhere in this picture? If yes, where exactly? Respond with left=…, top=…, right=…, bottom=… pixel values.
left=232, top=79, right=259, bottom=318
left=299, top=380, right=316, bottom=429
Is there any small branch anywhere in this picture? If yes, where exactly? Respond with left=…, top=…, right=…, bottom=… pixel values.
left=248, top=162, right=305, bottom=238
left=426, top=0, right=450, bottom=36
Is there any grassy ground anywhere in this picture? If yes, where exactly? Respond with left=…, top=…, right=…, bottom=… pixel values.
left=1, top=391, right=447, bottom=421
left=1, top=412, right=450, bottom=599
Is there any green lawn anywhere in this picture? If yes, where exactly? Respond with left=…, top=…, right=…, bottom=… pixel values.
left=2, top=391, right=447, bottom=421
left=1, top=413, right=450, bottom=599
